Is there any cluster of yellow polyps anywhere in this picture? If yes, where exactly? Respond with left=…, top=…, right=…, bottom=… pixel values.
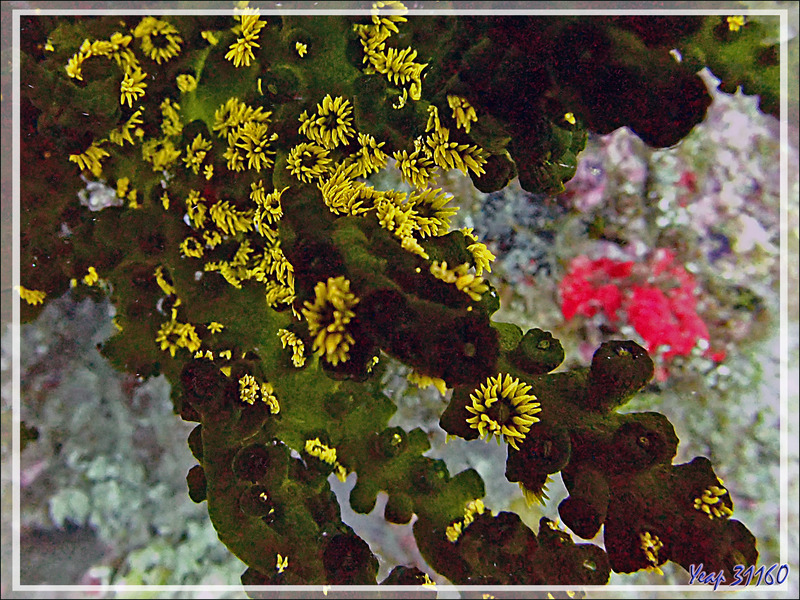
left=238, top=374, right=280, bottom=413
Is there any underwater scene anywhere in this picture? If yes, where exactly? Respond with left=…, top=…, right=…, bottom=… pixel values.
left=2, top=2, right=799, bottom=597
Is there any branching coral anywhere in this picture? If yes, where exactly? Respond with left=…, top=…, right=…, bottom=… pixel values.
left=16, top=6, right=772, bottom=589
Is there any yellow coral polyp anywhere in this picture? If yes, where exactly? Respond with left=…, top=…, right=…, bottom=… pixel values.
left=127, top=190, right=140, bottom=209
left=176, top=73, right=197, bottom=93
left=154, top=265, right=178, bottom=297
left=116, top=178, right=130, bottom=199
left=223, top=146, right=245, bottom=173
left=213, top=97, right=272, bottom=139
left=400, top=234, right=429, bottom=259
left=133, top=17, right=183, bottom=64
left=120, top=67, right=148, bottom=107
left=304, top=438, right=348, bottom=482
left=235, top=121, right=278, bottom=171
left=213, top=98, right=247, bottom=138
left=354, top=23, right=390, bottom=61
left=111, top=32, right=134, bottom=54
left=183, top=134, right=212, bottom=174
left=207, top=321, right=224, bottom=334
left=727, top=16, right=746, bottom=32
left=69, top=143, right=109, bottom=177
left=407, top=370, right=447, bottom=395
left=261, top=382, right=280, bottom=414
left=461, top=226, right=478, bottom=243
left=180, top=237, right=204, bottom=258
left=239, top=374, right=260, bottom=405
left=298, top=95, right=356, bottom=149
left=445, top=521, right=463, bottom=543
left=205, top=260, right=243, bottom=289
left=208, top=200, right=254, bottom=235
left=305, top=438, right=337, bottom=463
left=249, top=180, right=267, bottom=204
left=466, top=373, right=541, bottom=451
left=393, top=148, right=435, bottom=190
left=185, top=190, right=208, bottom=229
left=237, top=374, right=280, bottom=412
left=426, top=104, right=442, bottom=134
left=370, top=46, right=426, bottom=86
left=375, top=193, right=418, bottom=238
left=160, top=98, right=183, bottom=137
left=345, top=133, right=388, bottom=176
left=65, top=32, right=138, bottom=85
left=238, top=13, right=268, bottom=39
left=265, top=281, right=295, bottom=309
left=371, top=0, right=408, bottom=37
left=467, top=241, right=496, bottom=276
left=429, top=261, right=488, bottom=301
left=408, top=188, right=458, bottom=237
left=65, top=41, right=91, bottom=80
left=287, top=142, right=333, bottom=183
left=108, top=109, right=144, bottom=146
left=447, top=95, right=478, bottom=133
left=225, top=13, right=267, bottom=68
left=18, top=285, right=46, bottom=306
left=446, top=499, right=485, bottom=542
left=231, top=240, right=254, bottom=267
left=200, top=30, right=219, bottom=45
left=277, top=329, right=306, bottom=367
left=519, top=476, right=551, bottom=507
left=318, top=164, right=375, bottom=217
left=64, top=40, right=90, bottom=81
left=301, top=276, right=360, bottom=366
left=693, top=483, right=734, bottom=519
left=355, top=3, right=425, bottom=102
left=155, top=312, right=201, bottom=358
left=425, top=128, right=488, bottom=177
left=141, top=137, right=181, bottom=171
left=203, top=230, right=222, bottom=249
left=276, top=554, right=289, bottom=574
left=639, top=531, right=664, bottom=575
left=83, top=266, right=100, bottom=286
left=252, top=183, right=287, bottom=231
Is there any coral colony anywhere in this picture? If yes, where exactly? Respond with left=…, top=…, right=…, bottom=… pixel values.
left=19, top=5, right=780, bottom=587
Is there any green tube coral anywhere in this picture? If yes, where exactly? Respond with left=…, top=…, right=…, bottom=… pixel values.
left=17, top=4, right=773, bottom=588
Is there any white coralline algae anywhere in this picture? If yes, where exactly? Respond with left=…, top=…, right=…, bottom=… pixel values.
left=78, top=176, right=124, bottom=212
